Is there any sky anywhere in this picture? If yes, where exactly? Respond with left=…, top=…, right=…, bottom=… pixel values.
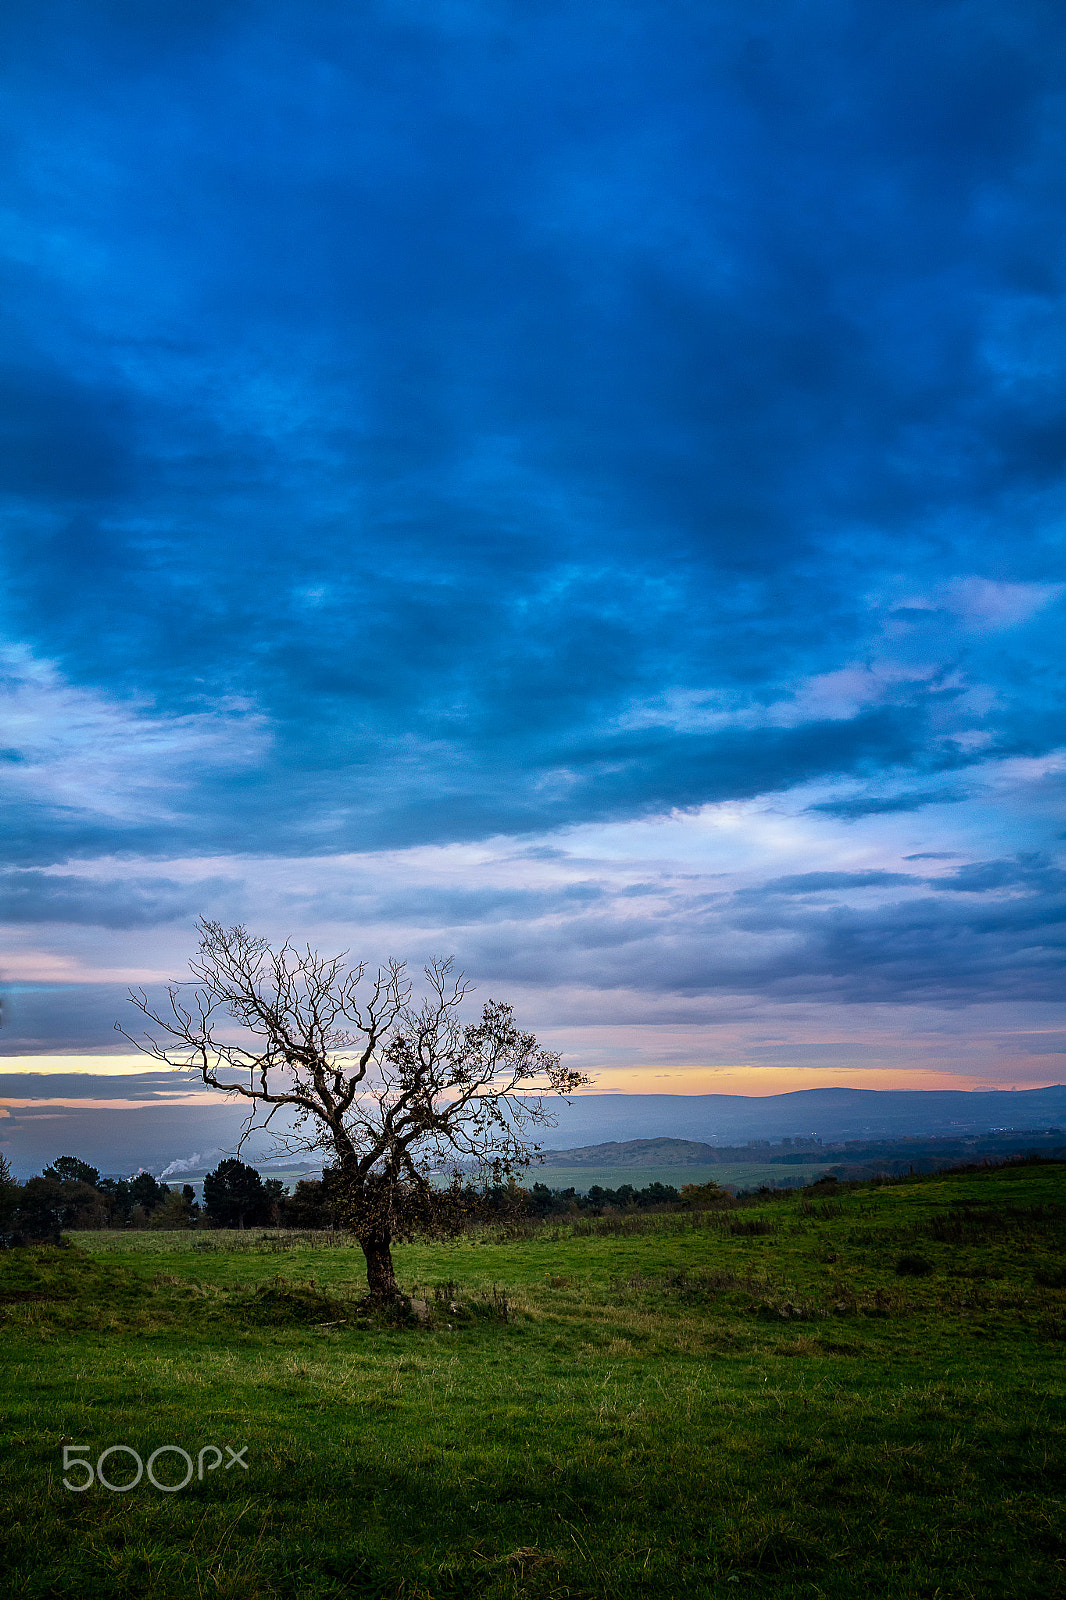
left=2, top=1, right=1065, bottom=1174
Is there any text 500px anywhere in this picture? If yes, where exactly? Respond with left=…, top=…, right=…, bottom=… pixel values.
left=62, top=1444, right=248, bottom=1492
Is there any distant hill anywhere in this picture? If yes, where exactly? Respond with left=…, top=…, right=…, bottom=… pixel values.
left=535, top=1127, right=1066, bottom=1184
left=6, top=1073, right=1065, bottom=1181
left=537, top=1086, right=1066, bottom=1147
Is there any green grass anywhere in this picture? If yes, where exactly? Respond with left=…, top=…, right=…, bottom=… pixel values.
left=2, top=1164, right=1065, bottom=1598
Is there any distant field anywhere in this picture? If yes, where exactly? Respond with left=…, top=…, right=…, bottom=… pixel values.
left=2, top=1163, right=1065, bottom=1598
left=531, top=1160, right=832, bottom=1191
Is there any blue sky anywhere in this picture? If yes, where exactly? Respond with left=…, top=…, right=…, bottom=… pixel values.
left=2, top=1, right=1065, bottom=1170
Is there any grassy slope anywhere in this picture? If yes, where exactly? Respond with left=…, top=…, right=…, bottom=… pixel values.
left=1, top=1164, right=1065, bottom=1599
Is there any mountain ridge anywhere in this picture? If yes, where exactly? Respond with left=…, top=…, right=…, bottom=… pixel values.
left=536, top=1085, right=1066, bottom=1147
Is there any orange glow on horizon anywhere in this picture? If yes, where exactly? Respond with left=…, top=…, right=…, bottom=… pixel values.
left=0, top=1055, right=1060, bottom=1105
left=568, top=1064, right=1056, bottom=1096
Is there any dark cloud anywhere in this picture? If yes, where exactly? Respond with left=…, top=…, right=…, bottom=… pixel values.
left=810, top=789, right=971, bottom=819
left=0, top=1, right=1064, bottom=1048
left=0, top=871, right=236, bottom=927
left=454, top=853, right=1066, bottom=1008
left=0, top=1069, right=194, bottom=1100
left=0, top=985, right=164, bottom=1051
left=0, top=5, right=1061, bottom=765
left=743, top=871, right=918, bottom=897
left=936, top=855, right=1066, bottom=894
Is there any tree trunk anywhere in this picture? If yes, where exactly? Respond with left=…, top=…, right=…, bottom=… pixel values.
left=360, top=1230, right=399, bottom=1302
left=336, top=1148, right=401, bottom=1303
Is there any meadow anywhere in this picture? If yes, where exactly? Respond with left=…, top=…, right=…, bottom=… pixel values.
left=1, top=1163, right=1065, bottom=1599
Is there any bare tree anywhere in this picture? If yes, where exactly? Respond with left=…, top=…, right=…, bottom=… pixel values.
left=122, top=921, right=588, bottom=1301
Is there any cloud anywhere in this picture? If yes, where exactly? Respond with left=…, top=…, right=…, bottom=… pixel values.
left=810, top=789, right=970, bottom=819
left=451, top=850, right=1066, bottom=1009
left=287, top=879, right=607, bottom=927
left=0, top=869, right=235, bottom=927
left=740, top=871, right=918, bottom=897
left=0, top=1070, right=198, bottom=1101
left=392, top=850, right=1065, bottom=1010
left=1013, top=1035, right=1066, bottom=1056
left=0, top=3, right=1060, bottom=857
left=900, top=577, right=1064, bottom=632
left=0, top=644, right=271, bottom=860
left=0, top=0, right=1064, bottom=1084
left=935, top=855, right=1066, bottom=894
left=0, top=985, right=154, bottom=1051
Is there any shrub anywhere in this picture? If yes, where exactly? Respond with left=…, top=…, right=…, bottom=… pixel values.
left=148, top=1191, right=196, bottom=1230
left=11, top=1174, right=108, bottom=1240
left=679, top=1182, right=727, bottom=1209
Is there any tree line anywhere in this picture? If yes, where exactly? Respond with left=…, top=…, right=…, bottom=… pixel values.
left=0, top=1151, right=726, bottom=1245
left=0, top=1154, right=285, bottom=1243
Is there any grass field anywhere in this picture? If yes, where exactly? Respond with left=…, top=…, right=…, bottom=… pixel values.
left=2, top=1163, right=1065, bottom=1598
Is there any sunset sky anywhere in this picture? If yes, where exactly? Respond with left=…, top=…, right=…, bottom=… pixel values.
left=2, top=2, right=1065, bottom=1173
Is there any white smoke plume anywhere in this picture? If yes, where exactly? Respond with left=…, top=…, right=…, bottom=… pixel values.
left=159, top=1151, right=215, bottom=1179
